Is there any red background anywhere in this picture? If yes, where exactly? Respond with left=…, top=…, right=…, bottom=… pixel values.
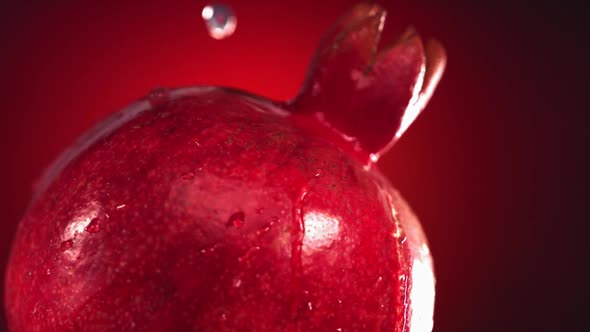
left=1, top=1, right=588, bottom=331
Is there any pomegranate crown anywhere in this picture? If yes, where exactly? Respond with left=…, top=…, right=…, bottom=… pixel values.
left=288, top=3, right=446, bottom=164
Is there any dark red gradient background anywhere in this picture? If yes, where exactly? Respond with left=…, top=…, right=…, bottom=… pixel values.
left=1, top=1, right=588, bottom=331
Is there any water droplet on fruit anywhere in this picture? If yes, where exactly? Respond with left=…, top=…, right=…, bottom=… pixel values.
left=85, top=218, right=100, bottom=233
left=369, top=153, right=379, bottom=163
left=227, top=211, right=245, bottom=228
left=238, top=246, right=260, bottom=263
left=202, top=3, right=237, bottom=40
left=147, top=87, right=171, bottom=108
left=307, top=302, right=313, bottom=311
left=59, top=239, right=74, bottom=251
left=290, top=188, right=308, bottom=316
left=200, top=246, right=216, bottom=256
left=195, top=160, right=204, bottom=172
left=255, top=225, right=272, bottom=236
left=182, top=172, right=195, bottom=180
left=232, top=278, right=242, bottom=288
left=393, top=227, right=403, bottom=239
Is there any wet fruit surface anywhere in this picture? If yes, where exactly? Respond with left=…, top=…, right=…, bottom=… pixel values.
left=6, top=89, right=433, bottom=331
left=5, top=3, right=444, bottom=331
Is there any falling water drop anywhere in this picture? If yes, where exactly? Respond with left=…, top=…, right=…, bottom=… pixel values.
left=202, top=3, right=237, bottom=40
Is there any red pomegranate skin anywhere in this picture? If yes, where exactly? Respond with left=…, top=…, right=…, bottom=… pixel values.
left=5, top=4, right=444, bottom=332
left=5, top=88, right=431, bottom=331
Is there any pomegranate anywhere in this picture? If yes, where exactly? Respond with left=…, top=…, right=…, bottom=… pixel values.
left=5, top=4, right=445, bottom=331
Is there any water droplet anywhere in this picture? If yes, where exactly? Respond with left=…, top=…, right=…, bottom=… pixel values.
left=194, top=159, right=204, bottom=172
left=369, top=153, right=379, bottom=163
left=59, top=239, right=73, bottom=251
left=46, top=269, right=51, bottom=275
left=232, top=278, right=242, bottom=288
left=256, top=225, right=272, bottom=236
left=200, top=246, right=217, bottom=256
left=147, top=87, right=170, bottom=108
left=238, top=246, right=260, bottom=263
left=202, top=3, right=237, bottom=40
left=290, top=187, right=308, bottom=316
left=182, top=172, right=195, bottom=180
left=307, top=302, right=313, bottom=311
left=85, top=218, right=100, bottom=233
left=227, top=211, right=245, bottom=228
left=116, top=204, right=126, bottom=210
